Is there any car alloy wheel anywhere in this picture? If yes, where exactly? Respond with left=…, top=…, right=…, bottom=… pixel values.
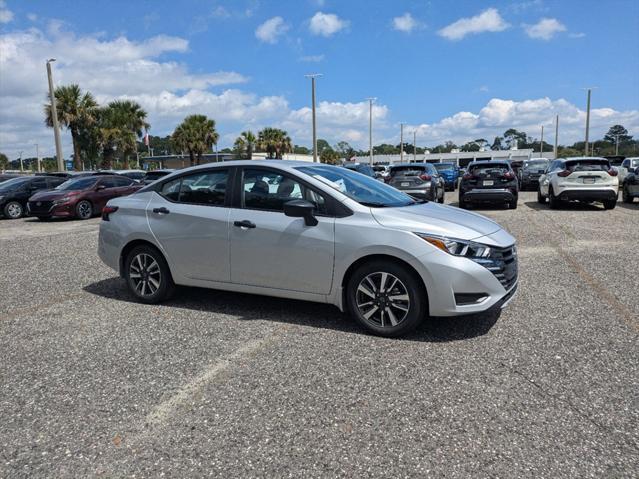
left=4, top=201, right=23, bottom=219
left=356, top=272, right=410, bottom=328
left=129, top=253, right=162, bottom=297
left=76, top=200, right=92, bottom=219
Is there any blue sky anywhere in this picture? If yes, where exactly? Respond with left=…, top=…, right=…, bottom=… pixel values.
left=1, top=0, right=638, bottom=158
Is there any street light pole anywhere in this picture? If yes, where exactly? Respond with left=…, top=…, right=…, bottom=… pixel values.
left=305, top=73, right=322, bottom=162
left=584, top=88, right=592, bottom=156
left=19, top=150, right=23, bottom=172
left=35, top=144, right=41, bottom=172
left=365, top=97, right=376, bottom=165
left=46, top=59, right=65, bottom=171
left=540, top=125, right=544, bottom=158
left=413, top=130, right=417, bottom=162
left=554, top=115, right=559, bottom=158
left=615, top=134, right=620, bottom=156
left=400, top=123, right=405, bottom=163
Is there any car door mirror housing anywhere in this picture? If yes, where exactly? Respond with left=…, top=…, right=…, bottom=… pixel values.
left=96, top=184, right=106, bottom=190
left=283, top=199, right=318, bottom=226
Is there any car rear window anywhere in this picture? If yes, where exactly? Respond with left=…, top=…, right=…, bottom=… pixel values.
left=469, top=164, right=510, bottom=175
left=390, top=165, right=427, bottom=176
left=565, top=159, right=611, bottom=172
left=434, top=164, right=454, bottom=171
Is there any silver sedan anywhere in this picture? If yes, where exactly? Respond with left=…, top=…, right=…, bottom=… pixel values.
left=98, top=160, right=517, bottom=337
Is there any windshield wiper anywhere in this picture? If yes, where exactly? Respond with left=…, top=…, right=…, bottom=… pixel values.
left=359, top=201, right=390, bottom=208
left=411, top=199, right=428, bottom=204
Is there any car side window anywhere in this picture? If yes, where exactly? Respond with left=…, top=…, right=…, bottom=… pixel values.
left=160, top=170, right=228, bottom=206
left=31, top=179, right=48, bottom=190
left=242, top=168, right=327, bottom=214
left=622, top=160, right=629, bottom=168
left=99, top=178, right=118, bottom=189
left=114, top=177, right=133, bottom=187
left=47, top=178, right=66, bottom=188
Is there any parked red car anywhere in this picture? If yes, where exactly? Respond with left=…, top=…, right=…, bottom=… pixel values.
left=27, top=175, right=141, bottom=220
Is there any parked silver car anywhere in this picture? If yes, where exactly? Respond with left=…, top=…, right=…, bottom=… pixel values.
left=98, top=161, right=517, bottom=337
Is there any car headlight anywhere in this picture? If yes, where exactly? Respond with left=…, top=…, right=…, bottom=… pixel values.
left=414, top=233, right=492, bottom=258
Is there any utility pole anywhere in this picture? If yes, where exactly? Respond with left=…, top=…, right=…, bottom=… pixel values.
left=305, top=73, right=322, bottom=162
left=46, top=59, right=65, bottom=171
left=35, top=144, right=41, bottom=172
left=400, top=123, right=405, bottom=163
left=584, top=88, right=592, bottom=156
left=19, top=150, right=23, bottom=172
left=614, top=134, right=620, bottom=156
left=365, top=97, right=376, bottom=165
left=554, top=115, right=559, bottom=158
left=540, top=125, right=544, bottom=158
left=413, top=130, right=417, bottom=162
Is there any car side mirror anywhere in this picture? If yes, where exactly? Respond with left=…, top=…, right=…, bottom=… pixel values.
left=96, top=184, right=106, bottom=190
left=283, top=199, right=318, bottom=226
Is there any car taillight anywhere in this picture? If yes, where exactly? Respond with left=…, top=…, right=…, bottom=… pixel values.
left=503, top=171, right=515, bottom=180
left=102, top=205, right=118, bottom=221
left=462, top=173, right=474, bottom=180
left=419, top=174, right=432, bottom=181
left=557, top=170, right=571, bottom=177
left=607, top=168, right=618, bottom=176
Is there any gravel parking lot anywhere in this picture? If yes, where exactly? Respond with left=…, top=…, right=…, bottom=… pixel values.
left=1, top=191, right=637, bottom=478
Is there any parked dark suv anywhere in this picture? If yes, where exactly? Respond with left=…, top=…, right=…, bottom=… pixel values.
left=459, top=161, right=519, bottom=209
left=0, top=175, right=66, bottom=219
left=622, top=166, right=639, bottom=203
left=519, top=158, right=550, bottom=190
left=388, top=163, right=445, bottom=202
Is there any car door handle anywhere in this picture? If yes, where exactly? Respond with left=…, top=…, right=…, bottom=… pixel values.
left=234, top=220, right=256, bottom=229
left=153, top=207, right=170, bottom=214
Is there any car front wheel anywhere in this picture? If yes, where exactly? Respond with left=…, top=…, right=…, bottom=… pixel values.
left=3, top=201, right=24, bottom=219
left=548, top=186, right=559, bottom=209
left=124, top=245, right=175, bottom=304
left=347, top=260, right=427, bottom=337
left=76, top=200, right=93, bottom=220
left=603, top=199, right=617, bottom=210
left=537, top=188, right=546, bottom=204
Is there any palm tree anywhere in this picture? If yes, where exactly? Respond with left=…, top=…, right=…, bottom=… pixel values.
left=233, top=136, right=247, bottom=159
left=172, top=115, right=219, bottom=166
left=240, top=130, right=256, bottom=159
left=106, top=100, right=150, bottom=168
left=257, top=127, right=292, bottom=159
left=44, top=84, right=98, bottom=171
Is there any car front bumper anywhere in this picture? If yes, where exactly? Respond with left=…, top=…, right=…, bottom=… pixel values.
left=461, top=188, right=516, bottom=203
left=27, top=201, right=76, bottom=217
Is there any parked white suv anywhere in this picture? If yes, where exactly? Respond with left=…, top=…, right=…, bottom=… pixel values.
left=618, top=157, right=639, bottom=183
left=537, top=157, right=619, bottom=210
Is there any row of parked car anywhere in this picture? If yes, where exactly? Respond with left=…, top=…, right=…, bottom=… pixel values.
left=0, top=169, right=175, bottom=219
left=343, top=156, right=639, bottom=210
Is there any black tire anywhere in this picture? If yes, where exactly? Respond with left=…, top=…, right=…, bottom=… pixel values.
left=75, top=200, right=93, bottom=220
left=437, top=188, right=445, bottom=204
left=622, top=185, right=633, bottom=203
left=459, top=194, right=468, bottom=209
left=537, top=188, right=546, bottom=204
left=508, top=199, right=518, bottom=209
left=346, top=260, right=427, bottom=337
left=548, top=186, right=559, bottom=209
left=3, top=201, right=24, bottom=219
left=124, top=245, right=175, bottom=304
left=36, top=216, right=49, bottom=221
left=603, top=199, right=616, bottom=210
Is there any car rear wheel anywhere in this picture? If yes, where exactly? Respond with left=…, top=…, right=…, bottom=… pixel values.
left=537, top=188, right=546, bottom=204
left=437, top=188, right=445, bottom=204
left=347, top=260, right=426, bottom=337
left=4, top=201, right=24, bottom=219
left=124, top=245, right=175, bottom=304
left=603, top=199, right=616, bottom=210
left=508, top=199, right=517, bottom=209
left=548, top=186, right=559, bottom=209
left=75, top=200, right=93, bottom=220
left=622, top=185, right=633, bottom=203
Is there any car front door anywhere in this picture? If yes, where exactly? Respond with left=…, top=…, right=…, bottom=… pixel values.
left=229, top=167, right=335, bottom=295
left=146, top=169, right=231, bottom=283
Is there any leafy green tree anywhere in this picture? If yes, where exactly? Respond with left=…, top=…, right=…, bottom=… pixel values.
left=335, top=141, right=355, bottom=159
left=503, top=129, right=527, bottom=149
left=491, top=136, right=503, bottom=150
left=233, top=136, right=247, bottom=159
left=603, top=125, right=632, bottom=145
left=320, top=148, right=340, bottom=165
left=257, top=127, right=292, bottom=159
left=108, top=100, right=149, bottom=168
left=172, top=114, right=219, bottom=166
left=460, top=141, right=480, bottom=152
left=0, top=152, right=8, bottom=170
left=44, top=84, right=98, bottom=171
left=240, top=131, right=256, bottom=159
left=293, top=145, right=311, bottom=155
left=315, top=139, right=331, bottom=156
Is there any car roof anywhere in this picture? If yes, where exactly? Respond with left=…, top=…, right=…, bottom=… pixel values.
left=469, top=161, right=510, bottom=166
left=561, top=156, right=607, bottom=161
left=389, top=163, right=430, bottom=168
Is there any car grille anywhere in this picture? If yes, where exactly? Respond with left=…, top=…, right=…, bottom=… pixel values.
left=28, top=201, right=54, bottom=214
left=477, top=245, right=518, bottom=291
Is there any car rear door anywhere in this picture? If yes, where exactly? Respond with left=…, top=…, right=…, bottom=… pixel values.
left=228, top=167, right=335, bottom=295
left=146, top=169, right=231, bottom=283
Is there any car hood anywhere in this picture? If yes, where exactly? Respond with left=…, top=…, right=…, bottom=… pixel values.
left=371, top=202, right=508, bottom=243
left=30, top=190, right=82, bottom=200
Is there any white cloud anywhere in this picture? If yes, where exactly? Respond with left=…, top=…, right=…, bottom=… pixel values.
left=407, top=97, right=639, bottom=146
left=569, top=32, right=586, bottom=38
left=299, top=54, right=325, bottom=62
left=0, top=0, right=14, bottom=23
left=255, top=16, right=289, bottom=44
left=523, top=17, right=566, bottom=40
left=27, top=13, right=38, bottom=22
left=211, top=6, right=230, bottom=19
left=392, top=13, right=420, bottom=33
left=438, top=8, right=509, bottom=41
left=309, top=12, right=349, bottom=37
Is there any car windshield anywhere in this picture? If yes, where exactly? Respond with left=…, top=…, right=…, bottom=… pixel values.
left=434, top=164, right=454, bottom=171
left=297, top=165, right=418, bottom=207
left=390, top=165, right=427, bottom=177
left=631, top=159, right=639, bottom=168
left=470, top=164, right=510, bottom=175
left=55, top=177, right=98, bottom=191
left=145, top=171, right=168, bottom=180
left=565, top=159, right=611, bottom=172
left=0, top=177, right=31, bottom=191
left=524, top=160, right=548, bottom=169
